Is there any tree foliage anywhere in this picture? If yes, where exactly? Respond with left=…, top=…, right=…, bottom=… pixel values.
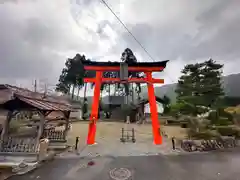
left=162, top=95, right=171, bottom=114
left=55, top=54, right=88, bottom=99
left=175, top=59, right=224, bottom=115
left=120, top=48, right=141, bottom=97
left=102, top=48, right=141, bottom=100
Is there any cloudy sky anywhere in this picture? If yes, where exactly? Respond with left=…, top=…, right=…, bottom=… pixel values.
left=0, top=0, right=240, bottom=96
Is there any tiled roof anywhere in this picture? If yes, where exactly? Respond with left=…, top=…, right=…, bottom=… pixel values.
left=0, top=84, right=74, bottom=111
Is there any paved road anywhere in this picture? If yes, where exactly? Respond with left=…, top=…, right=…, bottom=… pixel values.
left=8, top=149, right=240, bottom=180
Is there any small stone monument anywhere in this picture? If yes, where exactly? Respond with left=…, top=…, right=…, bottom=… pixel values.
left=38, top=138, right=49, bottom=161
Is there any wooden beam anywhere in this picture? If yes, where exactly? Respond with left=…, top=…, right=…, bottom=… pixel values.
left=84, top=77, right=164, bottom=84
left=84, top=66, right=164, bottom=72
left=43, top=111, right=52, bottom=117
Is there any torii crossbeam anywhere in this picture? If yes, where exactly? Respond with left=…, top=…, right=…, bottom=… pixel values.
left=82, top=60, right=169, bottom=145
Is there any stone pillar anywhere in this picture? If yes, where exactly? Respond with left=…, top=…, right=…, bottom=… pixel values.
left=38, top=138, right=49, bottom=161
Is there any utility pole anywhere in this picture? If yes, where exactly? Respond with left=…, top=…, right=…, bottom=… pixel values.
left=34, top=80, right=37, bottom=92
left=43, top=83, right=47, bottom=98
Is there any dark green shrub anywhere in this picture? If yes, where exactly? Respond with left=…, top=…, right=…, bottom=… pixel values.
left=208, top=109, right=233, bottom=125
left=180, top=123, right=188, bottom=128
left=188, top=129, right=218, bottom=140
left=217, top=127, right=238, bottom=137
left=166, top=119, right=181, bottom=126
left=216, top=118, right=232, bottom=126
left=218, top=108, right=233, bottom=121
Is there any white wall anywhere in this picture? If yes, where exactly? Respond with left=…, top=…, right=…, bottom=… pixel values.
left=70, top=109, right=82, bottom=120
left=144, top=102, right=164, bottom=114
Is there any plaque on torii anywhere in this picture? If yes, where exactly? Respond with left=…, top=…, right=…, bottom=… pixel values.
left=83, top=60, right=169, bottom=145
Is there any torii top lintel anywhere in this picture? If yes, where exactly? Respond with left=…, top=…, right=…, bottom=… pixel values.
left=82, top=60, right=169, bottom=72
left=84, top=59, right=169, bottom=145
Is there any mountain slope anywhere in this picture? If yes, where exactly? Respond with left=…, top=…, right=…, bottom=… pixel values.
left=222, top=73, right=240, bottom=97
left=141, top=73, right=240, bottom=103
left=140, top=83, right=177, bottom=103
left=78, top=73, right=240, bottom=106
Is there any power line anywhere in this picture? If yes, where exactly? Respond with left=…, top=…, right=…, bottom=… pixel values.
left=100, top=0, right=177, bottom=86
left=100, top=0, right=156, bottom=62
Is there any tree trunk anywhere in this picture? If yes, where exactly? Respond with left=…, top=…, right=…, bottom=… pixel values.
left=100, top=89, right=103, bottom=101
left=77, top=86, right=80, bottom=100
left=108, top=84, right=111, bottom=117
left=71, top=85, right=75, bottom=99
left=82, top=83, right=88, bottom=120
left=83, top=83, right=87, bottom=99
left=108, top=84, right=110, bottom=96
left=67, top=86, right=71, bottom=95
left=114, top=84, right=116, bottom=96
left=131, top=83, right=134, bottom=103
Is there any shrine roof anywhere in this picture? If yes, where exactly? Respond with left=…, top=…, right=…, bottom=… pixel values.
left=82, top=60, right=169, bottom=68
left=0, top=84, right=74, bottom=112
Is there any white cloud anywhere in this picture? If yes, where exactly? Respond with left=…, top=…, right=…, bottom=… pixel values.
left=0, top=0, right=240, bottom=97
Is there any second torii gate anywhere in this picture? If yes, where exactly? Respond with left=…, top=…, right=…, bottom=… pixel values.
left=82, top=60, right=169, bottom=145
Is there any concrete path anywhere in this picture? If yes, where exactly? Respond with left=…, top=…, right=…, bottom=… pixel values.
left=8, top=148, right=240, bottom=180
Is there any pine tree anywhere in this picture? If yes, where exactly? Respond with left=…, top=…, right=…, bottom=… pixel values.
left=175, top=59, right=224, bottom=115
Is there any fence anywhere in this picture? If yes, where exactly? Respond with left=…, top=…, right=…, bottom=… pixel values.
left=1, top=137, right=38, bottom=153
left=43, top=129, right=66, bottom=141
left=181, top=137, right=237, bottom=152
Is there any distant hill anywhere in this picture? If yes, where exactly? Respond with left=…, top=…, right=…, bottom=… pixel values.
left=140, top=83, right=177, bottom=103
left=76, top=73, right=240, bottom=106
left=222, top=73, right=240, bottom=97
left=140, top=73, right=240, bottom=103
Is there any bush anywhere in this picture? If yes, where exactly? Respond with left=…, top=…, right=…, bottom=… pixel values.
left=9, top=120, right=21, bottom=133
left=217, top=127, right=239, bottom=137
left=121, top=103, right=137, bottom=116
left=180, top=123, right=188, bottom=128
left=187, top=129, right=218, bottom=140
left=215, top=118, right=232, bottom=126
left=208, top=108, right=233, bottom=125
left=165, top=119, right=182, bottom=126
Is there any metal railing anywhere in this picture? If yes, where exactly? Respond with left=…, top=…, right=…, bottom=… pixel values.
left=43, top=129, right=66, bottom=141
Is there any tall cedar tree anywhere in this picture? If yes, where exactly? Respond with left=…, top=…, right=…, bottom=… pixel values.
left=56, top=54, right=86, bottom=99
left=175, top=59, right=224, bottom=115
left=120, top=48, right=141, bottom=98
left=103, top=48, right=141, bottom=98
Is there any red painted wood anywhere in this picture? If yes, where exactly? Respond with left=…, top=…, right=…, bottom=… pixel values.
left=84, top=77, right=164, bottom=84
left=84, top=63, right=165, bottom=145
left=87, top=71, right=103, bottom=145
left=145, top=72, right=162, bottom=145
left=84, top=66, right=164, bottom=72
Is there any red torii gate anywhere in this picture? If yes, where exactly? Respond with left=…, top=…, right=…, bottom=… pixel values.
left=83, top=60, right=169, bottom=145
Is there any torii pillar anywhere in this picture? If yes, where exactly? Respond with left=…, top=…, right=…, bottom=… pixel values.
left=83, top=61, right=169, bottom=145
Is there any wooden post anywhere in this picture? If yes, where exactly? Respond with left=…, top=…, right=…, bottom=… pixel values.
left=0, top=111, right=12, bottom=150
left=146, top=72, right=162, bottom=145
left=87, top=71, right=103, bottom=145
left=37, top=111, right=45, bottom=145
left=64, top=111, right=70, bottom=139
